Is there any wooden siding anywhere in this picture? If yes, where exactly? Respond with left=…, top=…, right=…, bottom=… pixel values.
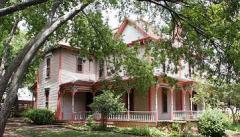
left=37, top=49, right=99, bottom=112
left=61, top=50, right=98, bottom=83
left=37, top=49, right=60, bottom=111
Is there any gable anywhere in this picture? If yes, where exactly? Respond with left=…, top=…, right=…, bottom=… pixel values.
left=121, top=24, right=146, bottom=44
left=115, top=18, right=150, bottom=44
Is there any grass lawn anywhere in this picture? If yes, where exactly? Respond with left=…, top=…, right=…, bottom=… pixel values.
left=228, top=123, right=240, bottom=132
left=17, top=130, right=139, bottom=137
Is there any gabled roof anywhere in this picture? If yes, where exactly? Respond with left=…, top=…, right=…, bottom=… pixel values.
left=46, top=18, right=163, bottom=54
left=114, top=18, right=161, bottom=45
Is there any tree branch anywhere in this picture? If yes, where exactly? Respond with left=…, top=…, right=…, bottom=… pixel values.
left=0, top=1, right=91, bottom=103
left=47, top=0, right=62, bottom=24
left=0, top=0, right=48, bottom=17
left=139, top=0, right=225, bottom=55
left=0, top=18, right=20, bottom=78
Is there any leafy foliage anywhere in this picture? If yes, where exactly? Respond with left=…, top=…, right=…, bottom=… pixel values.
left=193, top=81, right=240, bottom=123
left=90, top=90, right=125, bottom=127
left=198, top=109, right=230, bottom=137
left=192, top=82, right=221, bottom=108
left=86, top=115, right=96, bottom=129
left=24, top=109, right=55, bottom=125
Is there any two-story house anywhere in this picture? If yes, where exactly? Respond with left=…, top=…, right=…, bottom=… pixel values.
left=33, top=18, right=204, bottom=125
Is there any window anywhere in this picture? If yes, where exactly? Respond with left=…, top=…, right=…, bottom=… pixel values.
left=99, top=60, right=104, bottom=78
left=46, top=58, right=51, bottom=78
left=77, top=57, right=83, bottom=72
left=162, top=88, right=168, bottom=113
left=107, top=65, right=115, bottom=76
left=45, top=89, right=49, bottom=109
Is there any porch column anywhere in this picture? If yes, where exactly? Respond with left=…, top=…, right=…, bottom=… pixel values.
left=170, top=87, right=174, bottom=121
left=127, top=89, right=130, bottom=121
left=72, top=91, right=76, bottom=120
left=189, top=90, right=193, bottom=112
left=182, top=90, right=186, bottom=111
left=58, top=91, right=63, bottom=120
left=155, top=84, right=159, bottom=122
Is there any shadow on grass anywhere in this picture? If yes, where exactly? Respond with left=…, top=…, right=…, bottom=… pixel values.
left=17, top=130, right=139, bottom=137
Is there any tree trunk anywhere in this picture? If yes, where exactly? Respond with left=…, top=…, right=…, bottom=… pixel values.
left=0, top=0, right=47, bottom=17
left=0, top=0, right=90, bottom=101
left=230, top=107, right=237, bottom=124
left=0, top=2, right=91, bottom=136
left=101, top=112, right=107, bottom=128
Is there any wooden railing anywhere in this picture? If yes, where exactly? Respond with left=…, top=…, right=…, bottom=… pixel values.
left=173, top=111, right=203, bottom=121
left=63, top=111, right=203, bottom=121
left=73, top=111, right=91, bottom=120
left=62, top=111, right=156, bottom=122
left=108, top=111, right=156, bottom=122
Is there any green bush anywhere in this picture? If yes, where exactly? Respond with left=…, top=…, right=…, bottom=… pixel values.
left=86, top=115, right=95, bottom=128
left=172, top=123, right=181, bottom=132
left=198, top=109, right=230, bottom=137
left=119, top=127, right=167, bottom=137
left=24, top=109, right=55, bottom=125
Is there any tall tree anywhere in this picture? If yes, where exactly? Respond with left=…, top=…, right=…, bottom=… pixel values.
left=0, top=0, right=93, bottom=135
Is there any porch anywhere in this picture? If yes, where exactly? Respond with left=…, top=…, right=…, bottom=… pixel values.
left=57, top=81, right=204, bottom=122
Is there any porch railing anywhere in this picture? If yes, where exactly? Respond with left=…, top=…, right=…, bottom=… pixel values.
left=173, top=111, right=203, bottom=121
left=63, top=111, right=203, bottom=121
left=62, top=111, right=156, bottom=122
left=108, top=111, right=156, bottom=122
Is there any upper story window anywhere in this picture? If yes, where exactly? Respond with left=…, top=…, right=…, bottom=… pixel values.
left=46, top=58, right=51, bottom=78
left=99, top=60, right=104, bottom=78
left=77, top=57, right=83, bottom=72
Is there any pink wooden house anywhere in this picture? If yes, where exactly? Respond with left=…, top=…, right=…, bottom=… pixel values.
left=34, top=18, right=204, bottom=125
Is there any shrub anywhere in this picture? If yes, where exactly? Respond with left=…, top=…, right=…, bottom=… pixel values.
left=172, top=123, right=181, bottom=132
left=198, top=109, right=230, bottom=137
left=24, top=109, right=55, bottom=125
left=90, top=90, right=125, bottom=127
left=86, top=115, right=95, bottom=128
left=119, top=127, right=167, bottom=137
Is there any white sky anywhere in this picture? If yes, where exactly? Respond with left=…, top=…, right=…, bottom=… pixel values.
left=18, top=87, right=33, bottom=101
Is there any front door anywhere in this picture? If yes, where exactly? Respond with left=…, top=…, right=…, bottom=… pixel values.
left=85, top=92, right=93, bottom=111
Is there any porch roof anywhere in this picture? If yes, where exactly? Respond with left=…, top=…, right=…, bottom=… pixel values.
left=60, top=80, right=95, bottom=91
left=154, top=72, right=195, bottom=86
left=59, top=74, right=194, bottom=92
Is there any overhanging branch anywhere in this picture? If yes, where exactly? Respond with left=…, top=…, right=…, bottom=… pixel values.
left=0, top=0, right=48, bottom=17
